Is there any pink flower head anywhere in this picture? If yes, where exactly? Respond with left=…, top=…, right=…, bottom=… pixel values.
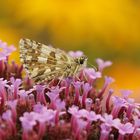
left=120, top=90, right=133, bottom=99
left=55, top=99, right=66, bottom=111
left=112, top=96, right=126, bottom=107
left=18, top=90, right=28, bottom=105
left=47, top=87, right=61, bottom=101
left=118, top=122, right=134, bottom=135
left=36, top=85, right=47, bottom=105
left=100, top=123, right=112, bottom=140
left=0, top=79, right=7, bottom=106
left=36, top=109, right=56, bottom=123
left=2, top=110, right=13, bottom=121
left=68, top=105, right=79, bottom=116
left=10, top=77, right=22, bottom=99
left=82, top=83, right=92, bottom=107
left=105, top=76, right=115, bottom=85
left=68, top=51, right=84, bottom=58
left=0, top=40, right=16, bottom=60
left=85, top=98, right=93, bottom=110
left=103, top=113, right=121, bottom=129
left=36, top=108, right=57, bottom=138
left=84, top=68, right=101, bottom=80
left=47, top=86, right=65, bottom=101
left=82, top=82, right=92, bottom=95
left=2, top=110, right=16, bottom=136
left=106, top=89, right=114, bottom=113
left=87, top=111, right=104, bottom=122
left=73, top=81, right=84, bottom=104
left=6, top=100, right=18, bottom=122
left=77, top=109, right=89, bottom=118
left=50, top=86, right=66, bottom=94
left=33, top=102, right=48, bottom=113
left=0, top=39, right=139, bottom=140
left=71, top=117, right=88, bottom=140
left=97, top=77, right=114, bottom=98
left=96, top=58, right=112, bottom=72
left=47, top=86, right=65, bottom=109
left=111, top=96, right=127, bottom=118
left=134, top=117, right=140, bottom=128
left=77, top=118, right=88, bottom=128
left=20, top=112, right=37, bottom=132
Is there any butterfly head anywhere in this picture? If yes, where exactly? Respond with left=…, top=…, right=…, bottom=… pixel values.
left=75, top=55, right=88, bottom=65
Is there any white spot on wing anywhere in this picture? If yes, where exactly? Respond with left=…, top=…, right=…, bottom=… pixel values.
left=31, top=68, right=39, bottom=77
left=26, top=56, right=32, bottom=60
left=44, top=69, right=51, bottom=73
left=38, top=57, right=47, bottom=63
left=32, top=43, right=38, bottom=49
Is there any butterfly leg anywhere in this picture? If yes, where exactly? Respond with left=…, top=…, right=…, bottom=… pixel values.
left=75, top=75, right=81, bottom=81
left=82, top=70, right=88, bottom=82
left=73, top=65, right=80, bottom=75
left=56, top=72, right=67, bottom=87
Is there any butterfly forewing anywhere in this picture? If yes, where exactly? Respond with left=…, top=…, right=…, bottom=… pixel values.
left=19, top=38, right=74, bottom=83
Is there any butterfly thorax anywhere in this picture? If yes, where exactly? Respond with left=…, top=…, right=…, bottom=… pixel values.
left=64, top=55, right=87, bottom=77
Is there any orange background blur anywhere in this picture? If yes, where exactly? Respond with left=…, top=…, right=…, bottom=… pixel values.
left=0, top=0, right=140, bottom=100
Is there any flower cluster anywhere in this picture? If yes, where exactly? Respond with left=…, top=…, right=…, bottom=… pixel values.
left=0, top=41, right=140, bottom=140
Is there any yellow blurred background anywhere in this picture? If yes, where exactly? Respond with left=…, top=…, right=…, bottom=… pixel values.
left=0, top=0, right=140, bottom=100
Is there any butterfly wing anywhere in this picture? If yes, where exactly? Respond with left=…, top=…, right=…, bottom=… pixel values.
left=19, top=38, right=73, bottom=83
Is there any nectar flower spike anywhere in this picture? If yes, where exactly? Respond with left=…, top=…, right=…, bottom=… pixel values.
left=0, top=39, right=139, bottom=140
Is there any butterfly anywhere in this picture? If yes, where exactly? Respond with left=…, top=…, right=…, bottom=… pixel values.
left=19, top=38, right=88, bottom=84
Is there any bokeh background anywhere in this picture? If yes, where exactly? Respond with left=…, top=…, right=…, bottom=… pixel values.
left=0, top=0, right=140, bottom=100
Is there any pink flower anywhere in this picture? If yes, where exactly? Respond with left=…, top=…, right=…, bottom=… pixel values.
left=85, top=98, right=93, bottom=110
left=96, top=58, right=112, bottom=72
left=20, top=112, right=38, bottom=140
left=68, top=51, right=84, bottom=58
left=120, top=89, right=133, bottom=99
left=33, top=102, right=48, bottom=113
left=20, top=112, right=37, bottom=132
left=118, top=122, right=134, bottom=135
left=0, top=79, right=7, bottom=107
left=47, top=87, right=62, bottom=109
left=73, top=81, right=84, bottom=104
left=98, top=76, right=114, bottom=98
left=55, top=99, right=66, bottom=111
left=111, top=96, right=127, bottom=118
left=72, top=118, right=88, bottom=140
left=103, top=113, right=121, bottom=129
left=69, top=107, right=104, bottom=122
left=87, top=111, right=104, bottom=122
left=134, top=117, right=140, bottom=128
left=18, top=90, right=28, bottom=106
left=6, top=100, right=18, bottom=122
left=106, top=89, right=114, bottom=113
left=10, top=77, right=22, bottom=99
left=84, top=68, right=101, bottom=80
left=82, top=83, right=92, bottom=107
left=61, top=77, right=73, bottom=98
left=0, top=40, right=16, bottom=60
left=2, top=110, right=16, bottom=136
left=36, top=85, right=47, bottom=105
left=118, top=122, right=134, bottom=140
left=100, top=123, right=112, bottom=140
left=68, top=105, right=79, bottom=116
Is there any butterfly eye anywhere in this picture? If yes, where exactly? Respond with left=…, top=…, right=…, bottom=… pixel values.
left=79, top=56, right=87, bottom=65
left=79, top=58, right=85, bottom=64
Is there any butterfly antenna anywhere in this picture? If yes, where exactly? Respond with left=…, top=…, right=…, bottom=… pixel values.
left=87, top=62, right=97, bottom=71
